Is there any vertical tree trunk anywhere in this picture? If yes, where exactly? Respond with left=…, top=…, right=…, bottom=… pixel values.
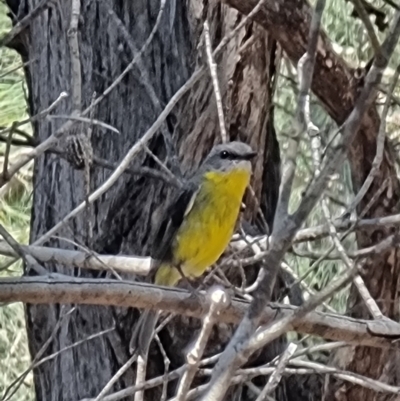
left=11, top=0, right=280, bottom=399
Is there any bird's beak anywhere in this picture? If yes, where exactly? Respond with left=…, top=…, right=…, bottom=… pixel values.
left=243, top=151, right=257, bottom=161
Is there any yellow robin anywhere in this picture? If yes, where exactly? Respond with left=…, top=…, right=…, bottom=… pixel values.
left=130, top=141, right=256, bottom=355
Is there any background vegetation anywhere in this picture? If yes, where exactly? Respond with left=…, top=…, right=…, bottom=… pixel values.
left=0, top=2, right=33, bottom=399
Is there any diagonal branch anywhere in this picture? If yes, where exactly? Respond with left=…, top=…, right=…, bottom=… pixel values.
left=0, top=0, right=52, bottom=47
left=175, top=287, right=230, bottom=401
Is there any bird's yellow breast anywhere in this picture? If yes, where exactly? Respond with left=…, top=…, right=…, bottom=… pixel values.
left=155, top=168, right=251, bottom=286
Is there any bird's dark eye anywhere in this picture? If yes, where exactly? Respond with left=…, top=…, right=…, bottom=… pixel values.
left=220, top=151, right=230, bottom=159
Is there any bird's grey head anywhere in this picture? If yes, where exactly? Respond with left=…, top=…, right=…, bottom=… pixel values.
left=201, top=141, right=257, bottom=173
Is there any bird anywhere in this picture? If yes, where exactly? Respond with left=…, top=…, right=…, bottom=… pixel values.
left=130, top=141, right=257, bottom=356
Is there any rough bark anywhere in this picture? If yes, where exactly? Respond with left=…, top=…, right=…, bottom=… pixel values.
left=220, top=1, right=400, bottom=400
left=7, top=0, right=282, bottom=400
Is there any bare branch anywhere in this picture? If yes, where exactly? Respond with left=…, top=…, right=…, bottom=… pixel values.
left=349, top=0, right=381, bottom=55
left=1, top=217, right=399, bottom=277
left=5, top=327, right=114, bottom=401
left=1, top=307, right=75, bottom=401
left=1, top=276, right=400, bottom=348
left=323, top=208, right=384, bottom=319
left=204, top=21, right=228, bottom=143
left=255, top=343, right=297, bottom=401
left=347, top=64, right=400, bottom=213
left=67, top=0, right=82, bottom=113
left=94, top=355, right=137, bottom=401
left=295, top=10, right=400, bottom=225
left=0, top=0, right=52, bottom=47
left=303, top=79, right=385, bottom=321
left=0, top=224, right=47, bottom=275
left=246, top=260, right=357, bottom=356
left=287, top=359, right=400, bottom=395
left=134, top=359, right=148, bottom=400
left=155, top=335, right=170, bottom=401
left=0, top=92, right=68, bottom=138
left=274, top=0, right=325, bottom=220
left=0, top=241, right=151, bottom=275
left=175, top=287, right=230, bottom=401
left=0, top=92, right=68, bottom=187
left=48, top=115, right=119, bottom=134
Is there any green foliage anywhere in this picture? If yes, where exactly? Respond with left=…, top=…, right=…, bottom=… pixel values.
left=0, top=2, right=33, bottom=400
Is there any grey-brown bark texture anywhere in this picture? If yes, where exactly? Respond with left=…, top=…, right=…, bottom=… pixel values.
left=6, top=0, right=290, bottom=400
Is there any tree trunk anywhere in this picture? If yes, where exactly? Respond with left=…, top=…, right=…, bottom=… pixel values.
left=10, top=0, right=282, bottom=400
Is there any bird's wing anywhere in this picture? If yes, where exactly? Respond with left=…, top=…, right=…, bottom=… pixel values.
left=151, top=181, right=199, bottom=266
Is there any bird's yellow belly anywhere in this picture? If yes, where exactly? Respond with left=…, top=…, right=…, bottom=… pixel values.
left=177, top=197, right=239, bottom=276
left=155, top=169, right=250, bottom=287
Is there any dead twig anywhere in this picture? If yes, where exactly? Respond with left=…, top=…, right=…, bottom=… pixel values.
left=346, top=64, right=400, bottom=213
left=94, top=354, right=137, bottom=401
left=48, top=115, right=119, bottom=134
left=204, top=21, right=228, bottom=143
left=1, top=307, right=76, bottom=401
left=175, top=287, right=230, bottom=401
left=255, top=343, right=297, bottom=401
left=0, top=0, right=53, bottom=47
left=349, top=0, right=381, bottom=55
left=0, top=224, right=47, bottom=275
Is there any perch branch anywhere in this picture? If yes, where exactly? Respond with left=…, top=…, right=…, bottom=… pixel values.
left=1, top=276, right=400, bottom=348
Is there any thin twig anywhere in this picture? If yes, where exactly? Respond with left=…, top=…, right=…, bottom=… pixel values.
left=48, top=115, right=119, bottom=134
left=292, top=233, right=400, bottom=260
left=1, top=307, right=75, bottom=401
left=0, top=224, right=47, bottom=275
left=0, top=0, right=53, bottom=47
left=322, top=204, right=384, bottom=319
left=204, top=21, right=228, bottom=143
left=280, top=262, right=337, bottom=312
left=349, top=0, right=382, bottom=55
left=80, top=358, right=400, bottom=401
left=67, top=0, right=82, bottom=113
left=274, top=0, right=324, bottom=222
left=255, top=343, right=297, bottom=401
left=288, top=359, right=400, bottom=395
left=155, top=335, right=170, bottom=401
left=0, top=92, right=68, bottom=138
left=143, top=144, right=182, bottom=187
left=0, top=92, right=68, bottom=187
left=346, top=64, right=400, bottom=213
left=48, top=148, right=181, bottom=187
left=302, top=40, right=384, bottom=321
left=94, top=354, right=137, bottom=401
left=84, top=92, right=97, bottom=249
left=7, top=327, right=114, bottom=401
left=175, top=287, right=230, bottom=401
left=134, top=354, right=148, bottom=401
left=2, top=123, right=17, bottom=181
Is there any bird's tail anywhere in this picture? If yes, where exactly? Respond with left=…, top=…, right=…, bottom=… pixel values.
left=129, top=309, right=160, bottom=356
